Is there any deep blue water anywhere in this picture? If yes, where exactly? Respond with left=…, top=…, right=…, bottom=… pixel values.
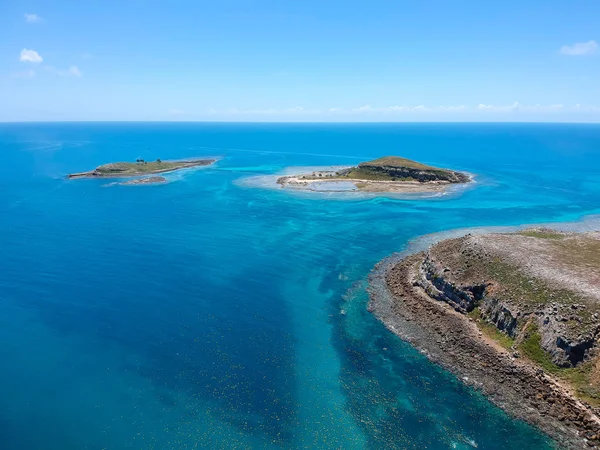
left=1, top=123, right=600, bottom=449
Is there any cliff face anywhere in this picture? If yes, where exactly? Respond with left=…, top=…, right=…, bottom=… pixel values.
left=419, top=254, right=486, bottom=312
left=540, top=308, right=598, bottom=367
left=481, top=298, right=519, bottom=337
left=416, top=232, right=600, bottom=369
left=357, top=163, right=470, bottom=183
left=376, top=248, right=600, bottom=450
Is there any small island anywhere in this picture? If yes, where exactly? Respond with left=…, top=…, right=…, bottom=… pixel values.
left=370, top=228, right=600, bottom=449
left=277, top=156, right=471, bottom=193
left=68, top=158, right=216, bottom=179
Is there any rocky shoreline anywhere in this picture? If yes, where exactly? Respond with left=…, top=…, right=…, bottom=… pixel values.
left=276, top=172, right=460, bottom=193
left=369, top=231, right=600, bottom=449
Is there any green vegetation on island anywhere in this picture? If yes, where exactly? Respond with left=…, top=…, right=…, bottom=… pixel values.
left=277, top=156, right=471, bottom=193
left=68, top=158, right=216, bottom=179
left=377, top=228, right=600, bottom=448
left=341, top=156, right=470, bottom=183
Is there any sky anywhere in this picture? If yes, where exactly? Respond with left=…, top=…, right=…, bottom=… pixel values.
left=1, top=0, right=600, bottom=122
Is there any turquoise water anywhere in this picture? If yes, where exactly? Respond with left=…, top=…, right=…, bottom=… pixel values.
left=1, top=123, right=600, bottom=449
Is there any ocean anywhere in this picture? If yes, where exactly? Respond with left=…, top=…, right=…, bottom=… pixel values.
left=1, top=122, right=599, bottom=449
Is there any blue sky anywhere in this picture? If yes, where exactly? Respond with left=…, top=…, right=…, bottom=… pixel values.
left=1, top=0, right=600, bottom=122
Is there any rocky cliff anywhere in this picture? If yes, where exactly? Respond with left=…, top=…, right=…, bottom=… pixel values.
left=356, top=161, right=470, bottom=183
left=417, top=231, right=600, bottom=369
left=372, top=229, right=600, bottom=449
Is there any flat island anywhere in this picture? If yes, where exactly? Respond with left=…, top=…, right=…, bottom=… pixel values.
left=68, top=158, right=216, bottom=179
left=277, top=156, right=471, bottom=193
left=370, top=229, right=600, bottom=449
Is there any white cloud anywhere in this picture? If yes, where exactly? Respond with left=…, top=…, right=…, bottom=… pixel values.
left=20, top=49, right=43, bottom=64
left=438, top=105, right=468, bottom=112
left=477, top=102, right=521, bottom=112
left=24, top=13, right=42, bottom=23
left=560, top=40, right=598, bottom=56
left=249, top=108, right=278, bottom=114
left=387, top=106, right=410, bottom=112
left=166, top=104, right=600, bottom=120
left=44, top=65, right=83, bottom=77
left=350, top=105, right=463, bottom=113
left=243, top=107, right=321, bottom=115
left=509, top=101, right=521, bottom=111
left=540, top=104, right=564, bottom=112
left=65, top=65, right=82, bottom=77
left=352, top=105, right=374, bottom=112
left=573, top=104, right=600, bottom=113
left=344, top=103, right=574, bottom=114
left=476, top=103, right=571, bottom=113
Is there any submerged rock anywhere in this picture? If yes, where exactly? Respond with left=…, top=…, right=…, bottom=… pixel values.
left=118, top=176, right=167, bottom=185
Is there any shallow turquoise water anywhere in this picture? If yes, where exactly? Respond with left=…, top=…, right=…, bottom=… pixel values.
left=1, top=123, right=600, bottom=449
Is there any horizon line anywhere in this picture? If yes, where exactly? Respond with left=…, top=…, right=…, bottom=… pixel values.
left=2, top=120, right=600, bottom=125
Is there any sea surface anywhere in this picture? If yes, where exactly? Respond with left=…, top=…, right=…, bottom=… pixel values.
left=1, top=122, right=600, bottom=450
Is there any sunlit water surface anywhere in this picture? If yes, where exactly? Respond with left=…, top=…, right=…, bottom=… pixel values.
left=1, top=123, right=600, bottom=449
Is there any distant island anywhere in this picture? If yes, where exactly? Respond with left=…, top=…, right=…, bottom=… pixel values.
left=370, top=228, right=600, bottom=449
left=68, top=158, right=216, bottom=179
left=277, top=156, right=471, bottom=193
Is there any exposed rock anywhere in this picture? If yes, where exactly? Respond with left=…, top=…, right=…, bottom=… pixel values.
left=418, top=231, right=600, bottom=368
left=357, top=161, right=469, bottom=183
left=369, top=229, right=600, bottom=449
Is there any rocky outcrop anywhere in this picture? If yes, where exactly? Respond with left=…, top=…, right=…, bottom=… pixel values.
left=417, top=254, right=485, bottom=312
left=371, top=251, right=600, bottom=450
left=481, top=298, right=520, bottom=337
left=357, top=162, right=470, bottom=183
left=414, top=233, right=600, bottom=369
left=539, top=305, right=599, bottom=367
